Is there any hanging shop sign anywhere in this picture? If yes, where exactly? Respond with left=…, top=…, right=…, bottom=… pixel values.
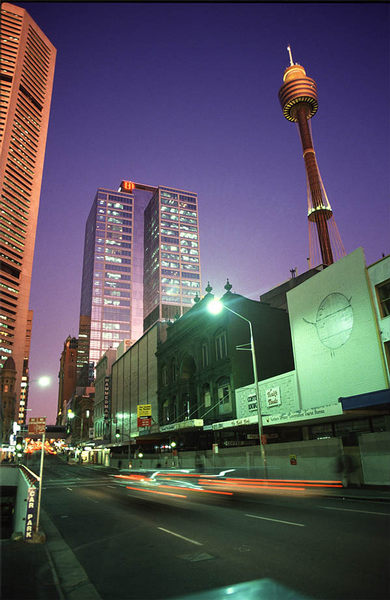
left=137, top=404, right=152, bottom=428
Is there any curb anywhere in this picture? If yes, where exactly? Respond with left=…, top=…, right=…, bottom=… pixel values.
left=41, top=510, right=102, bottom=600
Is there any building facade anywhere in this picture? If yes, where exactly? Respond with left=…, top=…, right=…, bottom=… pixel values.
left=77, top=185, right=150, bottom=376
left=143, top=185, right=201, bottom=332
left=155, top=284, right=294, bottom=450
left=78, top=180, right=201, bottom=378
left=0, top=356, right=17, bottom=443
left=110, top=321, right=168, bottom=452
left=0, top=3, right=56, bottom=417
left=94, top=347, right=117, bottom=441
left=56, top=336, right=78, bottom=426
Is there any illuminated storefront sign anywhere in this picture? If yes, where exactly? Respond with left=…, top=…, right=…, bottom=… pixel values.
left=160, top=419, right=203, bottom=433
left=25, top=486, right=37, bottom=540
left=137, top=404, right=152, bottom=428
left=104, top=377, right=110, bottom=422
left=121, top=180, right=135, bottom=192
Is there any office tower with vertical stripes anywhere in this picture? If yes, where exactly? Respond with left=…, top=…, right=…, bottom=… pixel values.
left=77, top=180, right=201, bottom=377
left=0, top=3, right=56, bottom=415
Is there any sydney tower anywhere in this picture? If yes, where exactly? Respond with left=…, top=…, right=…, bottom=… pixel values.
left=279, top=46, right=344, bottom=267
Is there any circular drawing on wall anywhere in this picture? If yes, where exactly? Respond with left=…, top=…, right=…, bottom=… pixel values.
left=304, top=292, right=353, bottom=349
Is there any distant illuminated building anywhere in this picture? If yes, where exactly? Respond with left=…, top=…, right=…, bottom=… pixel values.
left=57, top=336, right=78, bottom=426
left=18, top=309, right=33, bottom=425
left=77, top=186, right=150, bottom=376
left=77, top=181, right=201, bottom=378
left=0, top=3, right=56, bottom=419
left=141, top=184, right=201, bottom=332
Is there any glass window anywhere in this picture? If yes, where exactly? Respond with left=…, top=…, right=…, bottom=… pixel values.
left=215, top=331, right=227, bottom=360
left=217, top=377, right=232, bottom=414
left=376, top=279, right=390, bottom=318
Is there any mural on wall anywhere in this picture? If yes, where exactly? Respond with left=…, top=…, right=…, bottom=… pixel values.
left=287, top=248, right=388, bottom=408
left=303, top=292, right=353, bottom=352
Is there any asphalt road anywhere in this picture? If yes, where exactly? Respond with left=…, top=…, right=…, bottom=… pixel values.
left=36, top=455, right=390, bottom=600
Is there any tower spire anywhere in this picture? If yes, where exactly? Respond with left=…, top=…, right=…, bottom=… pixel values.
left=278, top=51, right=345, bottom=267
left=287, top=44, right=294, bottom=66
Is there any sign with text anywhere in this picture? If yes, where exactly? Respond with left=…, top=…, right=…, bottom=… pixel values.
left=265, top=387, right=281, bottom=408
left=137, top=404, right=152, bottom=417
left=25, top=486, right=37, bottom=540
left=137, top=416, right=152, bottom=428
left=104, top=377, right=110, bottom=422
left=28, top=417, right=46, bottom=435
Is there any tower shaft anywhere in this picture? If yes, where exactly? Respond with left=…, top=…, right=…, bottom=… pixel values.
left=294, top=105, right=334, bottom=266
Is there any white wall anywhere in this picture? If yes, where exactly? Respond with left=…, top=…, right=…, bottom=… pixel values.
left=287, top=248, right=388, bottom=409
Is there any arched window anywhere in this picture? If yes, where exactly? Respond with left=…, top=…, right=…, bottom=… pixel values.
left=162, top=400, right=169, bottom=423
left=215, top=330, right=227, bottom=360
left=171, top=359, right=177, bottom=382
left=201, top=341, right=209, bottom=368
left=161, top=365, right=168, bottom=386
left=217, top=377, right=232, bottom=415
left=202, top=383, right=211, bottom=408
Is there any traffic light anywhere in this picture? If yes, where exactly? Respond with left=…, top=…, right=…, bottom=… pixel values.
left=15, top=436, right=24, bottom=451
left=115, top=428, right=120, bottom=439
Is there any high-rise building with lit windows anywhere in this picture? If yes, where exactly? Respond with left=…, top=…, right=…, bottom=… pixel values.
left=78, top=181, right=201, bottom=377
left=0, top=4, right=56, bottom=413
left=142, top=185, right=201, bottom=332
left=77, top=186, right=151, bottom=377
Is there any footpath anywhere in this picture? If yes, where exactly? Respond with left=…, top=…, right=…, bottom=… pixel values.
left=1, top=463, right=390, bottom=600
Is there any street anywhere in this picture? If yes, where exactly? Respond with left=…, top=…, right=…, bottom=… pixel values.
left=37, top=455, right=390, bottom=600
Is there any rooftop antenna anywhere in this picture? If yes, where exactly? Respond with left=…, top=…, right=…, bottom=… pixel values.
left=287, top=44, right=294, bottom=66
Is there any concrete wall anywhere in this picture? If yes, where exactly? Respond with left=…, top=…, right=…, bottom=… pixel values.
left=124, top=438, right=343, bottom=481
left=287, top=248, right=388, bottom=409
left=0, top=465, right=39, bottom=537
left=359, top=431, right=390, bottom=485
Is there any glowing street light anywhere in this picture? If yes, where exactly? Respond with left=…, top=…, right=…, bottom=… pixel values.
left=207, top=298, right=267, bottom=477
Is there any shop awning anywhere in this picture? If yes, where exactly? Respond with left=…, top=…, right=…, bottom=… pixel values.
left=339, top=388, right=390, bottom=411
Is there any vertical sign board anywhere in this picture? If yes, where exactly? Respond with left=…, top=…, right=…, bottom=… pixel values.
left=25, top=486, right=37, bottom=540
left=137, top=404, right=152, bottom=428
left=104, top=377, right=110, bottom=422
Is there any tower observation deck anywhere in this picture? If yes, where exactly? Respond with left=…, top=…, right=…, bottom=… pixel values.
left=278, top=46, right=345, bottom=267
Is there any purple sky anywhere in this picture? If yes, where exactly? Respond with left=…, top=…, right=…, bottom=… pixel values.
left=17, top=2, right=389, bottom=424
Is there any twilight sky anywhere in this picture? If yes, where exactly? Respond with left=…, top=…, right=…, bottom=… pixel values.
left=17, top=2, right=389, bottom=424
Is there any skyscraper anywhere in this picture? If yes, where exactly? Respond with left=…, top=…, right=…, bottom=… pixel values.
left=56, top=336, right=78, bottom=426
left=142, top=185, right=201, bottom=332
left=77, top=185, right=150, bottom=377
left=0, top=4, right=56, bottom=414
left=77, top=180, right=201, bottom=377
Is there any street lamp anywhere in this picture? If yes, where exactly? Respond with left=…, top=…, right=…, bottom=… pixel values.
left=68, top=409, right=89, bottom=443
left=115, top=427, right=132, bottom=468
left=208, top=298, right=267, bottom=477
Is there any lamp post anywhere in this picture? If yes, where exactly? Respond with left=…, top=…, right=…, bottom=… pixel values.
left=68, top=409, right=89, bottom=444
left=115, top=427, right=132, bottom=468
left=208, top=298, right=267, bottom=477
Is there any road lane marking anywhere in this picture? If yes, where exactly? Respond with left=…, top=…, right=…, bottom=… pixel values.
left=245, top=514, right=305, bottom=527
left=66, top=487, right=73, bottom=491
left=106, top=485, right=116, bottom=488
left=320, top=506, right=390, bottom=516
left=157, top=527, right=203, bottom=546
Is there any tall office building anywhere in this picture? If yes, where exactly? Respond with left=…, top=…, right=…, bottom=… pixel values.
left=56, top=335, right=78, bottom=426
left=78, top=180, right=201, bottom=377
left=77, top=186, right=151, bottom=377
left=0, top=4, right=56, bottom=415
left=142, top=185, right=201, bottom=331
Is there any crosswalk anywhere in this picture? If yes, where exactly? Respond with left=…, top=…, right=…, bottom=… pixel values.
left=43, top=476, right=118, bottom=489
